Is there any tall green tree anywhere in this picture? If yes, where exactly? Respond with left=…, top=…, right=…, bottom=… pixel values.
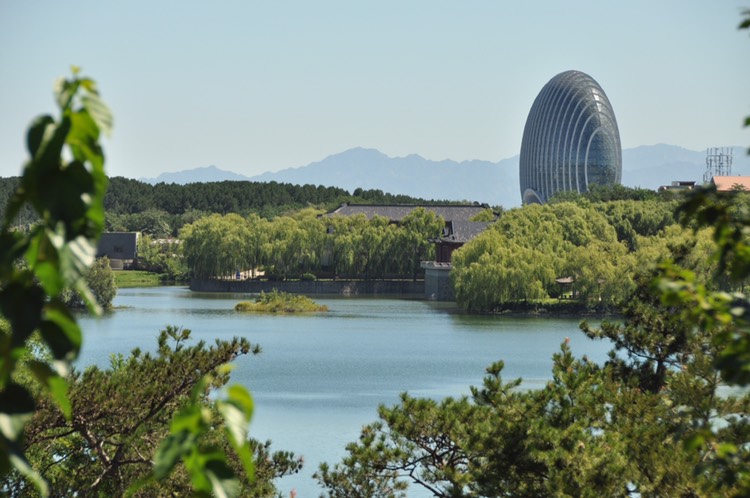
left=60, top=256, right=117, bottom=310
left=399, top=207, right=443, bottom=279
left=180, top=213, right=253, bottom=280
left=451, top=202, right=630, bottom=311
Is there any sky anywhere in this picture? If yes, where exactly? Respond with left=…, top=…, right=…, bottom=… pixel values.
left=1, top=1, right=749, bottom=179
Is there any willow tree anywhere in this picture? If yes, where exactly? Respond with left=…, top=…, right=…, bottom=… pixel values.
left=451, top=202, right=630, bottom=311
left=327, top=214, right=369, bottom=278
left=398, top=208, right=444, bottom=279
left=246, top=213, right=271, bottom=278
left=180, top=213, right=252, bottom=279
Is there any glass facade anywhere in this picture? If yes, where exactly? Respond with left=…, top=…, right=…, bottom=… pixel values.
left=519, top=70, right=622, bottom=204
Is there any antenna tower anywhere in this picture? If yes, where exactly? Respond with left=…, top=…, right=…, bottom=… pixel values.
left=704, top=147, right=733, bottom=184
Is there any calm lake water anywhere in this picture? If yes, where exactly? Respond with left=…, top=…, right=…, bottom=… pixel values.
left=77, top=286, right=611, bottom=497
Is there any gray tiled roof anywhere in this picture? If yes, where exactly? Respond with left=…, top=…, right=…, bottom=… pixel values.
left=327, top=203, right=490, bottom=223
left=439, top=221, right=492, bottom=244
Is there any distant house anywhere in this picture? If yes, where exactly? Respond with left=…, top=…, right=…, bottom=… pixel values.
left=658, top=180, right=696, bottom=193
left=431, top=220, right=493, bottom=263
left=97, top=232, right=139, bottom=270
left=711, top=176, right=750, bottom=192
left=324, top=203, right=496, bottom=300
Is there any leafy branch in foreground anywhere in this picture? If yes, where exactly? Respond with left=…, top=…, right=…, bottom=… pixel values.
left=0, top=70, right=273, bottom=498
left=0, top=67, right=112, bottom=493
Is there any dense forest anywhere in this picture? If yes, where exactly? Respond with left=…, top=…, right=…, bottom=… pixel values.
left=0, top=175, right=468, bottom=233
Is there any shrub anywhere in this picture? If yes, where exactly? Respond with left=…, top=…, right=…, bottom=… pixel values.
left=235, top=289, right=328, bottom=313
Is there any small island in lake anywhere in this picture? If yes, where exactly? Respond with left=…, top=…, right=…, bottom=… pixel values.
left=235, top=289, right=329, bottom=313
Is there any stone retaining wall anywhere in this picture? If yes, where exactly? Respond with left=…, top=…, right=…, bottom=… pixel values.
left=190, top=279, right=425, bottom=295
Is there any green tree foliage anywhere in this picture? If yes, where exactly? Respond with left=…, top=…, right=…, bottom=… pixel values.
left=0, top=68, right=113, bottom=492
left=0, top=175, right=454, bottom=233
left=0, top=177, right=37, bottom=227
left=0, top=71, right=261, bottom=497
left=548, top=183, right=663, bottom=203
left=235, top=289, right=328, bottom=313
left=450, top=199, right=717, bottom=312
left=5, top=327, right=301, bottom=497
left=180, top=213, right=254, bottom=280
left=651, top=187, right=750, bottom=492
left=97, top=177, right=444, bottom=220
left=134, top=235, right=187, bottom=282
left=60, top=256, right=117, bottom=309
left=452, top=202, right=632, bottom=311
left=399, top=208, right=444, bottom=279
left=316, top=274, right=750, bottom=496
left=180, top=208, right=444, bottom=282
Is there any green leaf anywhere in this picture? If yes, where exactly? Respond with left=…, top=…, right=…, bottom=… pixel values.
left=716, top=442, right=739, bottom=458
left=26, top=360, right=71, bottom=419
left=53, top=76, right=78, bottom=111
left=152, top=431, right=195, bottom=480
left=0, top=383, right=35, bottom=440
left=25, top=115, right=55, bottom=159
left=40, top=300, right=82, bottom=362
left=31, top=116, right=70, bottom=175
left=169, top=405, right=205, bottom=435
left=203, top=456, right=241, bottom=498
left=26, top=229, right=63, bottom=297
left=79, top=77, right=97, bottom=93
left=0, top=283, right=45, bottom=347
left=67, top=109, right=102, bottom=169
left=218, top=386, right=253, bottom=447
left=40, top=163, right=95, bottom=235
left=683, top=432, right=705, bottom=452
left=59, top=235, right=97, bottom=288
left=74, top=278, right=102, bottom=316
left=0, top=231, right=27, bottom=273
left=217, top=385, right=255, bottom=480
left=81, top=93, right=113, bottom=137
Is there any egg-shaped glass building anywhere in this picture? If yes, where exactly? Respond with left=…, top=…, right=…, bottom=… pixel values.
left=519, top=70, right=621, bottom=204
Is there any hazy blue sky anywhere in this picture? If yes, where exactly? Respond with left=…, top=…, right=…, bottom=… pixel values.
left=1, top=1, right=749, bottom=179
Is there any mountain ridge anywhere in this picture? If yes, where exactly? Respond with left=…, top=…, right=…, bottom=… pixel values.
left=140, top=145, right=750, bottom=208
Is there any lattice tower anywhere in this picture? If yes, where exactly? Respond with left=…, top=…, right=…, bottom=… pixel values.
left=704, top=147, right=733, bottom=184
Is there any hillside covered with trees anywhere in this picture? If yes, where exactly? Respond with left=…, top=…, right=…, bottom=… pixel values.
left=0, top=175, right=469, bottom=234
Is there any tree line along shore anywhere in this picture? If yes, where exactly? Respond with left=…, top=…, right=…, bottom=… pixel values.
left=2, top=174, right=732, bottom=314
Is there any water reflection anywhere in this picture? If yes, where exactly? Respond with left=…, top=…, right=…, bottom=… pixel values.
left=78, top=286, right=611, bottom=497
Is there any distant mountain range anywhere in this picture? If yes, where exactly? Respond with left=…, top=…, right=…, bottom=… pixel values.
left=140, top=144, right=750, bottom=208
left=141, top=165, right=250, bottom=184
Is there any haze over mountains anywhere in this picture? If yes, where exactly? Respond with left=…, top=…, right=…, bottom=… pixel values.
left=141, top=144, right=750, bottom=208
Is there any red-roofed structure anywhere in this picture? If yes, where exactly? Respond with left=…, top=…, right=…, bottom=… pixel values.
left=712, top=176, right=750, bottom=192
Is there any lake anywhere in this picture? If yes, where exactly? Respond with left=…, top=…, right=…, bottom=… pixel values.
left=78, top=286, right=611, bottom=497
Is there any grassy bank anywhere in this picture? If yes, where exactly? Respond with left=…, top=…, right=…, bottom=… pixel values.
left=114, top=270, right=161, bottom=288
